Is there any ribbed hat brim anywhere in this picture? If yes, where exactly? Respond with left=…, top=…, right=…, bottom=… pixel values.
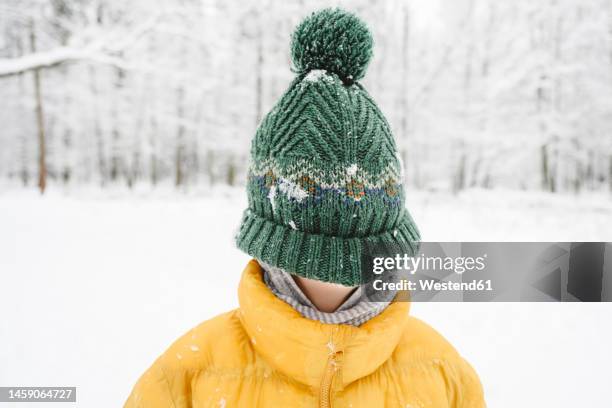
left=235, top=209, right=420, bottom=286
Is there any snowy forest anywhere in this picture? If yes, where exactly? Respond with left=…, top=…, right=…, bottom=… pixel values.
left=1, top=0, right=612, bottom=194
left=3, top=3, right=612, bottom=406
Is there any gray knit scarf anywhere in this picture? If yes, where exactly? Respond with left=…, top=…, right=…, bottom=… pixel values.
left=259, top=261, right=393, bottom=327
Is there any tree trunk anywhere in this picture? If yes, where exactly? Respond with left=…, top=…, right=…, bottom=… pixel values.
left=110, top=68, right=125, bottom=182
left=30, top=22, right=46, bottom=194
left=227, top=155, right=236, bottom=186
left=175, top=86, right=186, bottom=187
left=400, top=5, right=410, bottom=140
left=89, top=65, right=106, bottom=186
left=16, top=34, right=29, bottom=186
left=61, top=69, right=72, bottom=184
left=454, top=150, right=467, bottom=194
left=609, top=156, right=612, bottom=193
left=150, top=114, right=159, bottom=186
left=255, top=18, right=264, bottom=126
left=206, top=150, right=216, bottom=186
left=541, top=144, right=550, bottom=192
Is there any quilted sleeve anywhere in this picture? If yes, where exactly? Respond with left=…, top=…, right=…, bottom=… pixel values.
left=123, top=358, right=178, bottom=408
left=441, top=356, right=486, bottom=408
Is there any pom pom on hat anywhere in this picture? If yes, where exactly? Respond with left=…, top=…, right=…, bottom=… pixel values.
left=290, top=8, right=373, bottom=83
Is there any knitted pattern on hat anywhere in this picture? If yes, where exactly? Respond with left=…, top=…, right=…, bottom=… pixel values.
left=235, top=8, right=420, bottom=286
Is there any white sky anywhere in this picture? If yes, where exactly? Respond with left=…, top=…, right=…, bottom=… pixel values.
left=409, top=0, right=444, bottom=31
left=409, top=0, right=476, bottom=33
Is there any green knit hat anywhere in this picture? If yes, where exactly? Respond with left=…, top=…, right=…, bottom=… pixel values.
left=235, top=8, right=420, bottom=286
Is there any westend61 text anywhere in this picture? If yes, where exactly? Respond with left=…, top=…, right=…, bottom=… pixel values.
left=372, top=279, right=493, bottom=292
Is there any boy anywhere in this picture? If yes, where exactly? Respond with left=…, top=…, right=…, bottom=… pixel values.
left=125, top=8, right=485, bottom=407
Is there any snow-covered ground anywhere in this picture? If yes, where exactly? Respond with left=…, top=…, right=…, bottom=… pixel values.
left=1, top=186, right=612, bottom=407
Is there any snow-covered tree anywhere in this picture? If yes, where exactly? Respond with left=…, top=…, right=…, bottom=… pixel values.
left=0, top=0, right=610, bottom=194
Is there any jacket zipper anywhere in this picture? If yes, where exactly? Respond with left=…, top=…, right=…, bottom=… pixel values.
left=319, top=351, right=343, bottom=408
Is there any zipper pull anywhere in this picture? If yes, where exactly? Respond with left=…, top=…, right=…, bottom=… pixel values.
left=319, top=351, right=343, bottom=408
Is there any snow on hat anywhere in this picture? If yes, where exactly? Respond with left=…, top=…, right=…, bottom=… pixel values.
left=235, top=8, right=420, bottom=286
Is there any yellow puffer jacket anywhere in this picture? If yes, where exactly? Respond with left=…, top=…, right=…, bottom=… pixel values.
left=125, top=260, right=485, bottom=407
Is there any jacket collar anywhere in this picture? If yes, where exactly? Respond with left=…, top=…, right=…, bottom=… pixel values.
left=238, top=259, right=410, bottom=388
